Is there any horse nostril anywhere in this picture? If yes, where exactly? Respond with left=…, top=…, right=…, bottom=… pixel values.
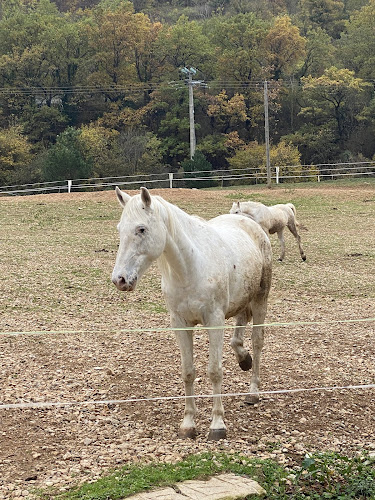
left=112, top=275, right=125, bottom=286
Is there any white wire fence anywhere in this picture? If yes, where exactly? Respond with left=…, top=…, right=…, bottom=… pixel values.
left=1, top=317, right=374, bottom=410
left=1, top=161, right=374, bottom=196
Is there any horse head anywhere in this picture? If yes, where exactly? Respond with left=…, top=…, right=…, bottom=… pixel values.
left=112, top=187, right=167, bottom=291
left=230, top=201, right=241, bottom=214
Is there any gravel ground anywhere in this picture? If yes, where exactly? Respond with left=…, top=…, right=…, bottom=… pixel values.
left=0, top=185, right=374, bottom=499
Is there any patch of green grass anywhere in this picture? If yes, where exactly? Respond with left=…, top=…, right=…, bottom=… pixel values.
left=225, top=192, right=255, bottom=200
left=37, top=452, right=375, bottom=500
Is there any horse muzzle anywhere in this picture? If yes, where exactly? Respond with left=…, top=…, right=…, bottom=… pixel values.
left=112, top=273, right=138, bottom=291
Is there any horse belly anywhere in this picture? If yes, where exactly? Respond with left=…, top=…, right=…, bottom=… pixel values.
left=225, top=263, right=264, bottom=318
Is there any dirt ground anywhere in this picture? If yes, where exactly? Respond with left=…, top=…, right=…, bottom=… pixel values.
left=0, top=184, right=374, bottom=499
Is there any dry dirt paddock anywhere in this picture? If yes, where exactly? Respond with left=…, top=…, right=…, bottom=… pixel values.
left=0, top=183, right=374, bottom=498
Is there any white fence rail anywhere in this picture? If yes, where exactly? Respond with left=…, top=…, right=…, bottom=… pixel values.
left=0, top=161, right=374, bottom=196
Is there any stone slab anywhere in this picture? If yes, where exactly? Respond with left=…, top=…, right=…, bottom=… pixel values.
left=127, top=473, right=266, bottom=499
left=127, top=487, right=183, bottom=499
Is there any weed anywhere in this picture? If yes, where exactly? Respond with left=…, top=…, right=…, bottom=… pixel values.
left=38, top=452, right=375, bottom=500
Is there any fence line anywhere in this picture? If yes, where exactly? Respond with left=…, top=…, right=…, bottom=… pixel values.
left=1, top=316, right=374, bottom=337
left=1, top=384, right=374, bottom=411
left=1, top=161, right=374, bottom=196
left=1, top=317, right=374, bottom=410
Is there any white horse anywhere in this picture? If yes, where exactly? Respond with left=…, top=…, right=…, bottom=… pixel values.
left=112, top=187, right=272, bottom=440
left=230, top=201, right=306, bottom=262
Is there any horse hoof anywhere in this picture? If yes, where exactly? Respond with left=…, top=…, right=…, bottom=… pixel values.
left=278, top=258, right=283, bottom=262
left=244, top=393, right=259, bottom=405
left=178, top=427, right=197, bottom=439
left=302, top=255, right=307, bottom=261
left=239, top=353, right=252, bottom=371
left=208, top=428, right=227, bottom=441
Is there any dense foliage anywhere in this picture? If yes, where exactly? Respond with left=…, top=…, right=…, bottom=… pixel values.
left=0, top=0, right=374, bottom=185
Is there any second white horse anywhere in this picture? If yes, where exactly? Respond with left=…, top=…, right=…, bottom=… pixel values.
left=230, top=201, right=306, bottom=262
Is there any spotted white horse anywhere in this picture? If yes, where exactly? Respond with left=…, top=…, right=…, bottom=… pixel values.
left=112, top=187, right=272, bottom=440
left=230, top=201, right=306, bottom=262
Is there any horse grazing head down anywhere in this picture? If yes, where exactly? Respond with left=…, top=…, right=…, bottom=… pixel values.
left=112, top=186, right=167, bottom=291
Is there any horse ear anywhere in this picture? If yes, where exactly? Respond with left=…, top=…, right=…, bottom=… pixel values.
left=115, top=186, right=131, bottom=208
left=237, top=201, right=240, bottom=209
left=140, top=187, right=152, bottom=208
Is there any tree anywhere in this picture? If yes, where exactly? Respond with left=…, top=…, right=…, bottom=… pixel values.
left=339, top=0, right=375, bottom=80
left=41, top=127, right=92, bottom=181
left=0, top=125, right=33, bottom=185
left=299, top=0, right=347, bottom=39
left=181, top=150, right=215, bottom=188
left=79, top=123, right=119, bottom=177
left=21, top=106, right=68, bottom=148
left=265, top=15, right=306, bottom=80
left=145, top=86, right=193, bottom=167
left=205, top=13, right=268, bottom=83
left=158, top=16, right=214, bottom=79
left=298, top=28, right=336, bottom=77
left=116, top=129, right=164, bottom=175
left=196, top=134, right=230, bottom=170
left=228, top=139, right=306, bottom=182
left=206, top=90, right=248, bottom=133
left=300, top=67, right=370, bottom=148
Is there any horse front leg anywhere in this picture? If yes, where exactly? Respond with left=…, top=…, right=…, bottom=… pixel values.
left=206, top=317, right=226, bottom=441
left=174, top=325, right=197, bottom=439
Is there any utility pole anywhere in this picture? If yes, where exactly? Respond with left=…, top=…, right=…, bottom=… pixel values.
left=180, top=67, right=206, bottom=160
left=264, top=80, right=271, bottom=188
left=187, top=69, right=196, bottom=159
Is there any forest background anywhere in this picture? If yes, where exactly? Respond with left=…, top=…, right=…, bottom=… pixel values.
left=0, top=0, right=375, bottom=186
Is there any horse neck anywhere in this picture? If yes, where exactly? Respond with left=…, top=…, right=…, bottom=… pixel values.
left=156, top=201, right=201, bottom=283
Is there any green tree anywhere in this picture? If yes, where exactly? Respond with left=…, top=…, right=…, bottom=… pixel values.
left=339, top=0, right=375, bottom=80
left=205, top=13, right=268, bottom=83
left=300, top=67, right=370, bottom=148
left=181, top=151, right=215, bottom=188
left=21, top=106, right=68, bottom=148
left=41, top=127, right=92, bottom=181
left=158, top=16, right=214, bottom=79
left=0, top=0, right=90, bottom=126
left=197, top=134, right=230, bottom=170
left=299, top=0, right=346, bottom=39
left=146, top=86, right=193, bottom=166
left=298, top=28, right=336, bottom=77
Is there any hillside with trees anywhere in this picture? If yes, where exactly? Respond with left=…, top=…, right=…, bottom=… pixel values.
left=0, top=0, right=374, bottom=186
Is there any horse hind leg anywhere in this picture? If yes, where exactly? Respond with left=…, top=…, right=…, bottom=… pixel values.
left=231, top=311, right=252, bottom=371
left=277, top=229, right=286, bottom=261
left=287, top=219, right=306, bottom=261
left=245, top=301, right=267, bottom=405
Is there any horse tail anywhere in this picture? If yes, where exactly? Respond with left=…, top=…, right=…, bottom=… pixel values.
left=286, top=203, right=296, bottom=216
left=286, top=203, right=308, bottom=231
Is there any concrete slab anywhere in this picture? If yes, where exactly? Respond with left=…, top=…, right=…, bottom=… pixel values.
left=128, top=473, right=266, bottom=499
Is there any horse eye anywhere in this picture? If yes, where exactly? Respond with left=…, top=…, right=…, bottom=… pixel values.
left=136, top=226, right=146, bottom=235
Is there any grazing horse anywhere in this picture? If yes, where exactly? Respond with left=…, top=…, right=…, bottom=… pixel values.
left=230, top=201, right=306, bottom=262
left=112, top=187, right=272, bottom=440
